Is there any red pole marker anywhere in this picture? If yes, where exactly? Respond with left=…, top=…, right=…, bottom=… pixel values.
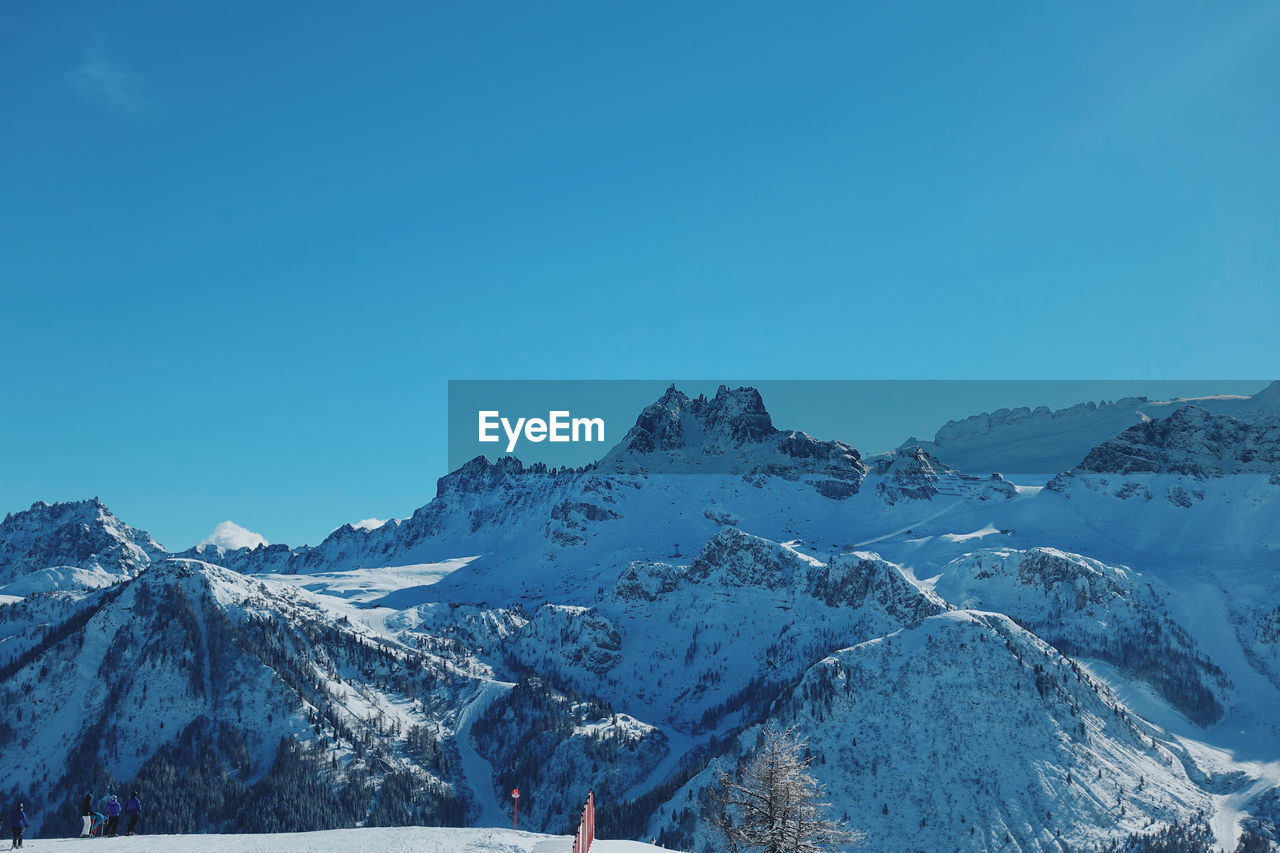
left=511, top=788, right=520, bottom=831
left=587, top=790, right=595, bottom=848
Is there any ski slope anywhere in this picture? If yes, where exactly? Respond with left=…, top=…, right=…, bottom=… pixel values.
left=456, top=679, right=517, bottom=826
left=18, top=827, right=677, bottom=852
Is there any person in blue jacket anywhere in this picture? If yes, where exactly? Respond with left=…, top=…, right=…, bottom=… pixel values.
left=124, top=791, right=142, bottom=836
left=105, top=794, right=122, bottom=837
left=7, top=802, right=27, bottom=849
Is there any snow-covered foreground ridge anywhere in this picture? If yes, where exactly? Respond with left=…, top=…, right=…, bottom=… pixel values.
left=19, top=828, right=675, bottom=853
left=3, top=382, right=1280, bottom=852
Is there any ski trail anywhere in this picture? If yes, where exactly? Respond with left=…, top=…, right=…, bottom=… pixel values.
left=625, top=728, right=697, bottom=802
left=850, top=500, right=963, bottom=548
left=455, top=679, right=515, bottom=827
left=1210, top=764, right=1280, bottom=852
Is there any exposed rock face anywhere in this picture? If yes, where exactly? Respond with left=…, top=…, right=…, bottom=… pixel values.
left=904, top=381, right=1280, bottom=475
left=903, top=397, right=1154, bottom=475
left=512, top=605, right=624, bottom=675
left=936, top=397, right=1151, bottom=444
left=612, top=560, right=687, bottom=604
left=615, top=385, right=776, bottom=454
left=512, top=527, right=949, bottom=745
left=169, top=541, right=296, bottom=574
left=870, top=445, right=1017, bottom=505
left=808, top=551, right=948, bottom=622
left=1071, top=407, right=1280, bottom=478
left=934, top=548, right=1228, bottom=725
left=658, top=528, right=948, bottom=623
left=684, top=527, right=809, bottom=590
left=0, top=498, right=165, bottom=584
left=598, top=385, right=866, bottom=493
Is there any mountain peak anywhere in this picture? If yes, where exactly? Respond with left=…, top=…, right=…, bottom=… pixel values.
left=868, top=445, right=1016, bottom=504
left=613, top=384, right=776, bottom=456
left=1254, top=379, right=1280, bottom=399
left=0, top=497, right=166, bottom=586
left=5, top=497, right=107, bottom=524
left=904, top=382, right=1280, bottom=476
left=1237, top=379, right=1280, bottom=418
left=598, top=386, right=863, bottom=491
left=1067, top=405, right=1280, bottom=477
left=698, top=384, right=775, bottom=442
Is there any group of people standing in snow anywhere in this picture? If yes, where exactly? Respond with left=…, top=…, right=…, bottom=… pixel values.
left=6, top=792, right=142, bottom=846
left=80, top=791, right=142, bottom=838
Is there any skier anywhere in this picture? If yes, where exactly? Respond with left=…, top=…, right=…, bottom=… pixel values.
left=105, top=794, right=122, bottom=837
left=124, top=791, right=141, bottom=835
left=90, top=809, right=106, bottom=837
left=80, top=793, right=94, bottom=837
left=7, top=802, right=26, bottom=849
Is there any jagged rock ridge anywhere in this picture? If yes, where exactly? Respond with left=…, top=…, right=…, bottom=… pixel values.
left=0, top=498, right=165, bottom=586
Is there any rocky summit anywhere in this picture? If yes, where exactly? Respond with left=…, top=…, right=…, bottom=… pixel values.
left=3, top=383, right=1280, bottom=852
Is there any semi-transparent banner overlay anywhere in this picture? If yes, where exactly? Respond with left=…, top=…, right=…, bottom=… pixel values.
left=447, top=380, right=1273, bottom=478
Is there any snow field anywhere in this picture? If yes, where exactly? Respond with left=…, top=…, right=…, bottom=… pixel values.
left=13, top=827, right=676, bottom=852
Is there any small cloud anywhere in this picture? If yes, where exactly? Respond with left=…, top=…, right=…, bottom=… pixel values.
left=351, top=518, right=386, bottom=531
left=67, top=47, right=153, bottom=116
left=199, top=521, right=268, bottom=551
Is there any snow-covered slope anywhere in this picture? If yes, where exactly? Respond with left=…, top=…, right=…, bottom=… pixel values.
left=905, top=381, right=1280, bottom=476
left=510, top=528, right=945, bottom=731
left=14, top=827, right=676, bottom=852
left=1031, top=407, right=1280, bottom=563
left=0, top=557, right=482, bottom=837
left=932, top=547, right=1229, bottom=725
left=0, top=498, right=165, bottom=586
left=654, top=610, right=1213, bottom=852
left=5, top=383, right=1280, bottom=851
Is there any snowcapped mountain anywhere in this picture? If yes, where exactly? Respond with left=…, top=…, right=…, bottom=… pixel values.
left=599, top=385, right=866, bottom=491
left=655, top=610, right=1213, bottom=852
left=512, top=528, right=946, bottom=729
left=1033, top=407, right=1280, bottom=564
left=931, top=547, right=1228, bottom=725
left=905, top=380, right=1280, bottom=476
left=0, top=557, right=479, bottom=837
left=868, top=444, right=1018, bottom=504
left=4, top=383, right=1280, bottom=851
left=169, top=540, right=298, bottom=573
left=0, top=498, right=165, bottom=590
left=1066, top=406, right=1280, bottom=478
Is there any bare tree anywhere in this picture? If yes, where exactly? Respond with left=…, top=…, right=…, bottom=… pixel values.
left=710, top=724, right=865, bottom=852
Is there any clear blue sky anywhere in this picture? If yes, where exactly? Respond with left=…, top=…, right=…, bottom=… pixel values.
left=1, top=1, right=1277, bottom=549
